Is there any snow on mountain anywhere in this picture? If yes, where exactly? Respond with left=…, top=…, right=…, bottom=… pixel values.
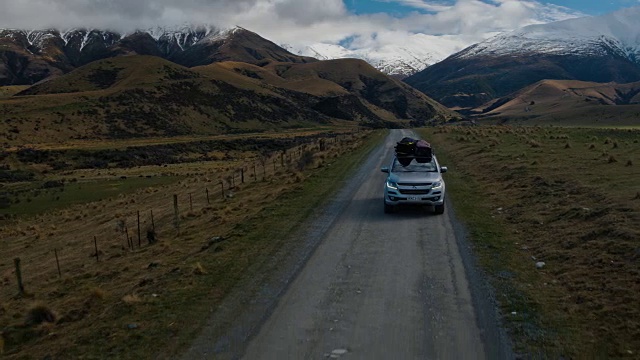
left=456, top=6, right=640, bottom=63
left=25, top=30, right=59, bottom=48
left=288, top=34, right=468, bottom=77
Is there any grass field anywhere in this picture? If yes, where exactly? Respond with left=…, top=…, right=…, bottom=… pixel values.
left=419, top=126, right=640, bottom=358
left=0, top=86, right=29, bottom=99
left=0, top=129, right=383, bottom=358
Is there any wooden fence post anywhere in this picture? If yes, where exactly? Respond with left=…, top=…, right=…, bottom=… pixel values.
left=151, top=210, right=155, bottom=231
left=137, top=211, right=141, bottom=248
left=206, top=188, right=210, bottom=204
left=241, top=168, right=245, bottom=183
left=125, top=226, right=131, bottom=250
left=94, top=236, right=99, bottom=262
left=173, top=194, right=179, bottom=230
left=54, top=249, right=61, bottom=278
left=14, top=258, right=24, bottom=296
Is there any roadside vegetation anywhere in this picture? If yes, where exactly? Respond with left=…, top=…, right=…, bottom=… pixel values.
left=0, top=128, right=383, bottom=359
left=419, top=126, right=640, bottom=358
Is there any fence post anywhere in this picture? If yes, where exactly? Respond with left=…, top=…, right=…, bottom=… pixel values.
left=220, top=181, right=224, bottom=197
left=173, top=194, right=179, bottom=231
left=137, top=211, right=141, bottom=248
left=206, top=188, right=210, bottom=204
left=54, top=249, right=61, bottom=277
left=189, top=193, right=193, bottom=212
left=14, top=258, right=24, bottom=296
left=94, top=236, right=99, bottom=262
left=241, top=168, right=245, bottom=183
left=125, top=226, right=131, bottom=250
left=151, top=210, right=155, bottom=231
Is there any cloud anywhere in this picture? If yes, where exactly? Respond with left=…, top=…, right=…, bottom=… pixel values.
left=0, top=0, right=585, bottom=51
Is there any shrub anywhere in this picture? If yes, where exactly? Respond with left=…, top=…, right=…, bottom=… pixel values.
left=528, top=140, right=542, bottom=148
left=25, top=305, right=56, bottom=327
left=42, top=180, right=64, bottom=189
left=297, top=151, right=314, bottom=170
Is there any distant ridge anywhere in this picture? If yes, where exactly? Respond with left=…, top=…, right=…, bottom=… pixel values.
left=0, top=26, right=316, bottom=85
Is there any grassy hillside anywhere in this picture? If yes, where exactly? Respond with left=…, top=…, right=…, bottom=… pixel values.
left=470, top=80, right=640, bottom=126
left=0, top=86, right=29, bottom=98
left=0, top=55, right=458, bottom=147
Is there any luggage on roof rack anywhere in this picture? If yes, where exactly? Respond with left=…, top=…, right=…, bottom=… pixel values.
left=394, top=137, right=433, bottom=166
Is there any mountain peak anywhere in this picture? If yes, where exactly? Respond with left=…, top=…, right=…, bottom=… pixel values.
left=455, top=6, right=640, bottom=62
left=0, top=24, right=316, bottom=85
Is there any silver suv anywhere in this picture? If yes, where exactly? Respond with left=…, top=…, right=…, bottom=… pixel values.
left=381, top=155, right=448, bottom=214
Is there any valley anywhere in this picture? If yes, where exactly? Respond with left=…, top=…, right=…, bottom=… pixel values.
left=0, top=3, right=639, bottom=359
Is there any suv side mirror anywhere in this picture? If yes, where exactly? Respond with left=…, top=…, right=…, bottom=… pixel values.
left=381, top=167, right=389, bottom=173
left=440, top=166, right=448, bottom=173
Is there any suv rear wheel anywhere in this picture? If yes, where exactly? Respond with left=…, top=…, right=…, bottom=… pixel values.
left=434, top=203, right=445, bottom=215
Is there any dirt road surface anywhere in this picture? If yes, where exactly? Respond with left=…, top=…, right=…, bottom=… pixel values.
left=182, top=129, right=512, bottom=360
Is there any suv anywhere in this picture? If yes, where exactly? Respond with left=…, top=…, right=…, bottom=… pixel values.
left=381, top=155, right=448, bottom=214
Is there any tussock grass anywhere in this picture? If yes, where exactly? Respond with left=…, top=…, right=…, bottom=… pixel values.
left=122, top=294, right=142, bottom=305
left=25, top=305, right=56, bottom=327
left=528, top=139, right=542, bottom=148
left=192, top=262, right=207, bottom=275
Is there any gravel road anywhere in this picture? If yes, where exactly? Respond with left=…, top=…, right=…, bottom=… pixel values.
left=182, top=129, right=512, bottom=360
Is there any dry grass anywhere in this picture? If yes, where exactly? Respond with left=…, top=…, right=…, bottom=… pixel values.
left=121, top=294, right=142, bottom=306
left=420, top=125, right=640, bottom=358
left=0, top=129, right=376, bottom=358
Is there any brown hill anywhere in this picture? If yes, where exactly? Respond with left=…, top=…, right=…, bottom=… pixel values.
left=405, top=54, right=640, bottom=112
left=471, top=79, right=640, bottom=125
left=0, top=55, right=458, bottom=146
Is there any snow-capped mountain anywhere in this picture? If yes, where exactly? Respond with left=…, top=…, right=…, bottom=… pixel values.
left=0, top=26, right=314, bottom=85
left=0, top=25, right=234, bottom=57
left=455, top=6, right=640, bottom=63
left=405, top=6, right=640, bottom=110
left=287, top=34, right=467, bottom=78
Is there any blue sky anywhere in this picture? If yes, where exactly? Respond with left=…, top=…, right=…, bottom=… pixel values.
left=346, top=0, right=639, bottom=16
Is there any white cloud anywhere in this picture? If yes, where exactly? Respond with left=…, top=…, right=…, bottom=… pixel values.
left=0, top=0, right=586, bottom=52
